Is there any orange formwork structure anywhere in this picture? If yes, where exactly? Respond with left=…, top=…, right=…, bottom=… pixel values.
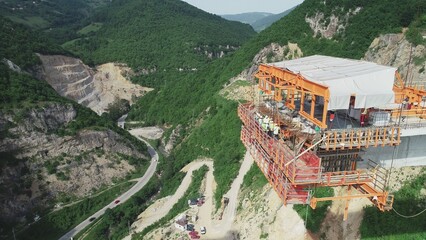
left=237, top=55, right=426, bottom=220
left=238, top=103, right=393, bottom=220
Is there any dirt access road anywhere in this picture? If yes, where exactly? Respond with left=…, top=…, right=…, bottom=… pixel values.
left=125, top=152, right=254, bottom=240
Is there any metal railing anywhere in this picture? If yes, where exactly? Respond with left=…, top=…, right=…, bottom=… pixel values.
left=322, top=126, right=401, bottom=150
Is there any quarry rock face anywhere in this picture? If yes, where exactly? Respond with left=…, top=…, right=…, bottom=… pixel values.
left=38, top=54, right=152, bottom=115
left=364, top=32, right=426, bottom=85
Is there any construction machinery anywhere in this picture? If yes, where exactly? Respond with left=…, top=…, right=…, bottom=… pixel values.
left=238, top=55, right=426, bottom=220
left=219, top=197, right=229, bottom=220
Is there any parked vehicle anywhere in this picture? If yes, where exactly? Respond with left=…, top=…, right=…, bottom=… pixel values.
left=186, top=224, right=194, bottom=231
left=200, top=226, right=206, bottom=234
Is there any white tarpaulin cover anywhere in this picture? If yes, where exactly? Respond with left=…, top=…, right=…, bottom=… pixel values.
left=269, top=55, right=396, bottom=110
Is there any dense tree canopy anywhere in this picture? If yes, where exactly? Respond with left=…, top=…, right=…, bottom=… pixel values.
left=0, top=17, right=65, bottom=68
left=64, top=0, right=256, bottom=73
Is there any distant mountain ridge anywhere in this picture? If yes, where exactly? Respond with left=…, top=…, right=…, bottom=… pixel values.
left=221, top=8, right=296, bottom=32
left=251, top=7, right=295, bottom=32
left=221, top=12, right=273, bottom=25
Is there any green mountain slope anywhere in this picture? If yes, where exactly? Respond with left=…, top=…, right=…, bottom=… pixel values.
left=0, top=17, right=150, bottom=239
left=64, top=0, right=256, bottom=85
left=233, top=0, right=425, bottom=63
left=0, top=17, right=65, bottom=69
left=0, top=0, right=110, bottom=43
left=0, top=0, right=87, bottom=29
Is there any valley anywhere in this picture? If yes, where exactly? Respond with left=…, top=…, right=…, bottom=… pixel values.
left=1, top=0, right=426, bottom=239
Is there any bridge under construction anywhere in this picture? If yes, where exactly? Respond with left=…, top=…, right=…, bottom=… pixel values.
left=238, top=55, right=426, bottom=220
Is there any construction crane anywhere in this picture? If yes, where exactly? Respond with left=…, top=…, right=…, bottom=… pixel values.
left=238, top=55, right=426, bottom=220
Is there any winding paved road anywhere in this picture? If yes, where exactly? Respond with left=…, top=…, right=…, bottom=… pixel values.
left=59, top=135, right=158, bottom=240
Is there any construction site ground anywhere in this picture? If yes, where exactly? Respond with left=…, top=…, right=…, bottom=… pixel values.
left=123, top=149, right=311, bottom=240
left=125, top=153, right=253, bottom=240
left=124, top=127, right=425, bottom=240
left=128, top=126, right=164, bottom=140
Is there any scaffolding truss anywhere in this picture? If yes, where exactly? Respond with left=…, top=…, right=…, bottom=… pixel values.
left=256, top=64, right=330, bottom=128
left=238, top=103, right=393, bottom=220
left=238, top=57, right=426, bottom=220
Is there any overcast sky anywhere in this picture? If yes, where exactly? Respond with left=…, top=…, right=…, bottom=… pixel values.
left=181, top=0, right=304, bottom=15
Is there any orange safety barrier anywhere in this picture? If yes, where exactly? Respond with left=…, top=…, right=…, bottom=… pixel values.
left=322, top=127, right=401, bottom=150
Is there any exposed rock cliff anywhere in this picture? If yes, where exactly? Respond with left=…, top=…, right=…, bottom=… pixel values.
left=162, top=125, right=182, bottom=156
left=230, top=42, right=303, bottom=83
left=305, top=7, right=361, bottom=39
left=2, top=58, right=22, bottom=73
left=221, top=43, right=302, bottom=102
left=0, top=103, right=146, bottom=223
left=364, top=32, right=426, bottom=85
left=38, top=55, right=153, bottom=114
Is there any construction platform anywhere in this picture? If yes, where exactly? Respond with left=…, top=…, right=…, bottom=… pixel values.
left=238, top=55, right=426, bottom=220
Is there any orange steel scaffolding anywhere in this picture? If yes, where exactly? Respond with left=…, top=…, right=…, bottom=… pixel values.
left=236, top=62, right=426, bottom=220
left=256, top=64, right=330, bottom=129
left=394, top=72, right=426, bottom=105
left=238, top=103, right=393, bottom=220
left=239, top=62, right=426, bottom=220
left=256, top=65, right=426, bottom=129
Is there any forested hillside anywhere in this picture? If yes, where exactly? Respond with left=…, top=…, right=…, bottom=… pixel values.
left=0, top=17, right=149, bottom=239
left=0, top=1, right=257, bottom=238
left=63, top=0, right=256, bottom=86
left=0, top=0, right=87, bottom=29
left=0, top=0, right=110, bottom=42
left=0, top=17, right=65, bottom=69
left=230, top=0, right=425, bottom=65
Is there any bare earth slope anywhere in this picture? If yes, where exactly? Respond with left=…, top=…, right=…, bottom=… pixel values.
left=38, top=54, right=153, bottom=114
